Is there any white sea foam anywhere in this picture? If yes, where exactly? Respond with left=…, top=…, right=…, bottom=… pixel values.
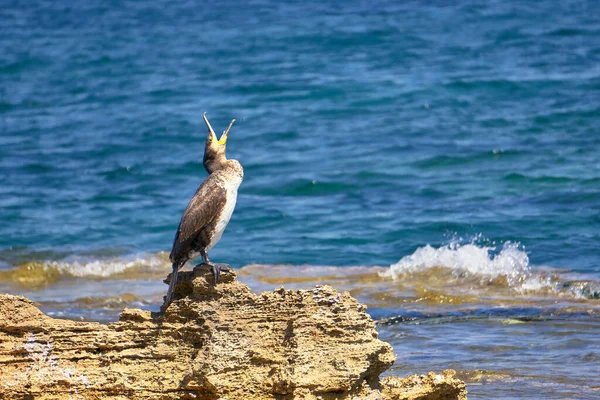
left=382, top=241, right=553, bottom=290
left=37, top=253, right=169, bottom=278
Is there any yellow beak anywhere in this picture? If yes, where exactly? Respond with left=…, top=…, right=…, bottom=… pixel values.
left=203, top=112, right=235, bottom=145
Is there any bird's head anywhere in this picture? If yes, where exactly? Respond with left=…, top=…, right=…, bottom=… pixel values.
left=203, top=112, right=235, bottom=173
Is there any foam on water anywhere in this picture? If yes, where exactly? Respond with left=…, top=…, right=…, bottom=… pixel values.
left=0, top=252, right=170, bottom=288
left=382, top=241, right=554, bottom=291
left=40, top=253, right=168, bottom=277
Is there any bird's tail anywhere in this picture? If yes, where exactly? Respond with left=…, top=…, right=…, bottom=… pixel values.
left=163, top=263, right=179, bottom=309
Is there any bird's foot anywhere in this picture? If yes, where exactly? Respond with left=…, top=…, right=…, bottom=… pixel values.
left=198, top=263, right=231, bottom=285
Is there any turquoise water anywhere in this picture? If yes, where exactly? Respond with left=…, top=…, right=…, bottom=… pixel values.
left=2, top=1, right=599, bottom=398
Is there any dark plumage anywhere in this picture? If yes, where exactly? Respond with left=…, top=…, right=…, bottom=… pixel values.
left=169, top=182, right=227, bottom=265
left=163, top=113, right=243, bottom=308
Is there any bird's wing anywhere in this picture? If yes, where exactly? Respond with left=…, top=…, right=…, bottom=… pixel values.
left=170, top=175, right=227, bottom=263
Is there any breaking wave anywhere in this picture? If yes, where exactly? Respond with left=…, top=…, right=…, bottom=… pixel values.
left=381, top=240, right=599, bottom=299
left=387, top=241, right=528, bottom=277
left=0, top=252, right=171, bottom=287
left=40, top=254, right=169, bottom=277
left=382, top=241, right=556, bottom=292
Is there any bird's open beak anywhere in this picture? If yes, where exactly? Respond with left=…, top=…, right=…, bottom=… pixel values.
left=203, top=113, right=234, bottom=145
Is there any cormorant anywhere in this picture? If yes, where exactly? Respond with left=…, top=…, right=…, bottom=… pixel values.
left=164, top=113, right=244, bottom=307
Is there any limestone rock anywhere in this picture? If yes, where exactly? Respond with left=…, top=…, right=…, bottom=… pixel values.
left=0, top=265, right=466, bottom=399
left=380, top=370, right=467, bottom=400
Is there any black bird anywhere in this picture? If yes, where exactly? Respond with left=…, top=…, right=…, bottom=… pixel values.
left=164, top=113, right=244, bottom=307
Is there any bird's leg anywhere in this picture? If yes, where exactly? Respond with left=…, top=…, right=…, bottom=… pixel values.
left=200, top=249, right=210, bottom=265
left=200, top=249, right=220, bottom=285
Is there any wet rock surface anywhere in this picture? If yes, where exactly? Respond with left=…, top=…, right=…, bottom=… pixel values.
left=0, top=265, right=466, bottom=399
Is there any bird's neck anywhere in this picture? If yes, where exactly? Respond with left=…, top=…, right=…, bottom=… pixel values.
left=204, top=154, right=227, bottom=174
left=205, top=157, right=243, bottom=177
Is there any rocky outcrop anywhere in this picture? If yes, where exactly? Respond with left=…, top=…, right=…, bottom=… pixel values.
left=0, top=265, right=466, bottom=399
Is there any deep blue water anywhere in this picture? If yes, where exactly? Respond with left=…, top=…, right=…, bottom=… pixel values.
left=2, top=1, right=600, bottom=398
left=2, top=0, right=599, bottom=272
left=0, top=1, right=600, bottom=272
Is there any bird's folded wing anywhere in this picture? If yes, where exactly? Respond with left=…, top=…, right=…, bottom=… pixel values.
left=170, top=177, right=227, bottom=260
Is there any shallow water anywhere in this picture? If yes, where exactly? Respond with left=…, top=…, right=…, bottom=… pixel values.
left=2, top=0, right=600, bottom=398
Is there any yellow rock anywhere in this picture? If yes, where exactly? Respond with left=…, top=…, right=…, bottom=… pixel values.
left=0, top=265, right=466, bottom=399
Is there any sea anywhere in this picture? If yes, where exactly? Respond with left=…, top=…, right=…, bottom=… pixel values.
left=1, top=1, right=599, bottom=398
